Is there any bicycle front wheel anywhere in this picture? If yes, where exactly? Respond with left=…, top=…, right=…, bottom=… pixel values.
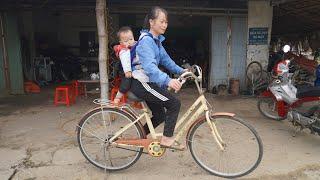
left=77, top=107, right=144, bottom=171
left=188, top=115, right=263, bottom=178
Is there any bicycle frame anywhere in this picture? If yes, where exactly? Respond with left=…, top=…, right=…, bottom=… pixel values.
left=108, top=66, right=227, bottom=151
left=108, top=93, right=227, bottom=151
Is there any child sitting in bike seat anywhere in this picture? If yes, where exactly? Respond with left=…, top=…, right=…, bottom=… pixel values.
left=113, top=26, right=136, bottom=104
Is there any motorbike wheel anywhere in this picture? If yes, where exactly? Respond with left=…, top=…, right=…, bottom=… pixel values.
left=257, top=97, right=286, bottom=121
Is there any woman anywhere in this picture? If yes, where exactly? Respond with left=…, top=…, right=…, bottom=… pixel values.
left=130, top=6, right=186, bottom=150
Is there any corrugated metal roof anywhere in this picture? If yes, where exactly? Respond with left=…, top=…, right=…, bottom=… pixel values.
left=1, top=0, right=318, bottom=34
left=0, top=0, right=247, bottom=10
left=272, top=0, right=320, bottom=35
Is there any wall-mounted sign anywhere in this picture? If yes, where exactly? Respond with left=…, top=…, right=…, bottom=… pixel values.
left=248, top=27, right=268, bottom=45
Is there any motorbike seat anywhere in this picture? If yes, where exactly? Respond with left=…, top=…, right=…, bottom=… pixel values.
left=127, top=91, right=143, bottom=102
left=297, top=86, right=320, bottom=98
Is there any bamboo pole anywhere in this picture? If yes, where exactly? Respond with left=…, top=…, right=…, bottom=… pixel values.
left=96, top=0, right=108, bottom=101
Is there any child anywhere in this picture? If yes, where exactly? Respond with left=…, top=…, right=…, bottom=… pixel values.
left=113, top=26, right=136, bottom=104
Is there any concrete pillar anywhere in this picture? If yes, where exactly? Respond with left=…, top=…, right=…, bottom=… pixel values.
left=247, top=0, right=273, bottom=67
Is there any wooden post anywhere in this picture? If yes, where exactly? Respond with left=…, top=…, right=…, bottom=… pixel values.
left=96, top=0, right=109, bottom=101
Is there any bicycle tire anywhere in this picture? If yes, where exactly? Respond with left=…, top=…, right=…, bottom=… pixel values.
left=257, top=97, right=286, bottom=121
left=246, top=61, right=263, bottom=82
left=187, top=115, right=263, bottom=178
left=77, top=107, right=144, bottom=171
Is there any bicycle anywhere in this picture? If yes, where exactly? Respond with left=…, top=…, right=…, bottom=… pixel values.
left=246, top=61, right=273, bottom=95
left=76, top=65, right=263, bottom=178
left=246, top=61, right=263, bottom=83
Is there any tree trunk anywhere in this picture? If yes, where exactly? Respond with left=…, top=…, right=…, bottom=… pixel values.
left=96, top=0, right=109, bottom=101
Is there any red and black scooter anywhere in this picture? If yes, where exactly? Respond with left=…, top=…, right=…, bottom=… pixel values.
left=258, top=45, right=320, bottom=135
left=258, top=45, right=320, bottom=119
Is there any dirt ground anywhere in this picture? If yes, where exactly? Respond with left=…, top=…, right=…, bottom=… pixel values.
left=1, top=87, right=320, bottom=180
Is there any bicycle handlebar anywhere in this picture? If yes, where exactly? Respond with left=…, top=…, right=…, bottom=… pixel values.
left=168, top=65, right=203, bottom=93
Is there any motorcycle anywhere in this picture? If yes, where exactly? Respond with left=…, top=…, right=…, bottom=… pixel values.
left=257, top=45, right=320, bottom=136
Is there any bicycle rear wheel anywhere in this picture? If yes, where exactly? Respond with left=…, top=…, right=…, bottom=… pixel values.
left=246, top=61, right=263, bottom=82
left=188, top=115, right=263, bottom=178
left=77, top=107, right=144, bottom=171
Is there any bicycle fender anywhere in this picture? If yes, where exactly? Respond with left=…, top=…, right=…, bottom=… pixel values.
left=212, top=112, right=235, bottom=117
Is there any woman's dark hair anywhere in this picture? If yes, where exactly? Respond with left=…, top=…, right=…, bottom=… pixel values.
left=143, top=6, right=168, bottom=29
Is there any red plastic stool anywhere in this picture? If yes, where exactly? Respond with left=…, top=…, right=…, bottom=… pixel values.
left=24, top=81, right=40, bottom=93
left=72, top=80, right=84, bottom=97
left=54, top=86, right=74, bottom=106
left=110, top=87, right=118, bottom=101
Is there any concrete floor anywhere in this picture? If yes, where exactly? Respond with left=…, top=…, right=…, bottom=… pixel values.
left=0, top=88, right=320, bottom=180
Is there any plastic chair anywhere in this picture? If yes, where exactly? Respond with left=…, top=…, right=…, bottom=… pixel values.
left=54, top=85, right=75, bottom=106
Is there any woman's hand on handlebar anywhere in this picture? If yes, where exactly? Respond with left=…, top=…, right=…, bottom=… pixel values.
left=182, top=68, right=191, bottom=73
left=168, top=79, right=182, bottom=91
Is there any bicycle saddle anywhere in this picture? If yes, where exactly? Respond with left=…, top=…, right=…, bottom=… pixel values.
left=127, top=91, right=143, bottom=102
left=297, top=86, right=320, bottom=98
